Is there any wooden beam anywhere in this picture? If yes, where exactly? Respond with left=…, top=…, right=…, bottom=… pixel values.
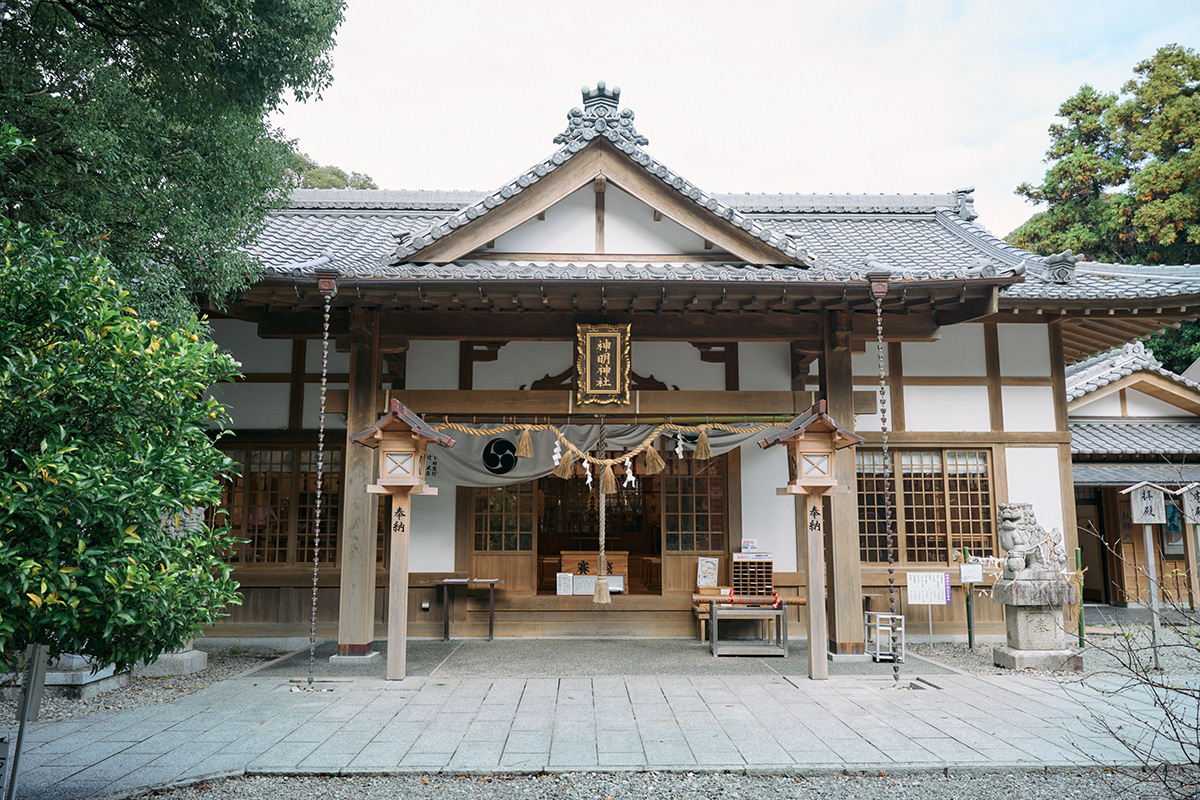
left=936, top=287, right=999, bottom=326
left=326, top=388, right=878, bottom=418
left=595, top=176, right=606, bottom=254
left=257, top=309, right=942, bottom=343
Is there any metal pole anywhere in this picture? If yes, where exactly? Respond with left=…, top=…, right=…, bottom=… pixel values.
left=1075, top=547, right=1086, bottom=649
left=1142, top=523, right=1163, bottom=671
left=6, top=643, right=46, bottom=800
left=966, top=586, right=975, bottom=650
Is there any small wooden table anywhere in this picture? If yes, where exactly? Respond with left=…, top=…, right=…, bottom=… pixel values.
left=440, top=578, right=503, bottom=641
left=710, top=603, right=788, bottom=657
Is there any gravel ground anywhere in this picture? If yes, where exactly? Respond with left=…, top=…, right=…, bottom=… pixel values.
left=1, top=645, right=287, bottom=724
left=134, top=770, right=1173, bottom=800
left=906, top=622, right=1200, bottom=677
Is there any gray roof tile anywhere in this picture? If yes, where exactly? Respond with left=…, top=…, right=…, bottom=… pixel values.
left=1073, top=462, right=1200, bottom=485
left=1071, top=420, right=1200, bottom=456
left=1065, top=342, right=1200, bottom=401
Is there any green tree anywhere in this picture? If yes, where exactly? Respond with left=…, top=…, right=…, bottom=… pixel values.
left=288, top=151, right=380, bottom=189
left=0, top=214, right=242, bottom=674
left=1010, top=44, right=1200, bottom=371
left=0, top=0, right=345, bottom=327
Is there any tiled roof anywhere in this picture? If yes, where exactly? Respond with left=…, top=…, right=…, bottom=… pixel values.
left=1073, top=463, right=1200, bottom=485
left=1070, top=420, right=1200, bottom=455
left=247, top=84, right=1200, bottom=306
left=1065, top=342, right=1200, bottom=401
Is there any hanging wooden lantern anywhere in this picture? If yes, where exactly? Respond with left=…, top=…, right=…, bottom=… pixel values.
left=757, top=399, right=863, bottom=496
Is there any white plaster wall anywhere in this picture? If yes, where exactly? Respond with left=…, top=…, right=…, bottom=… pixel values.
left=1070, top=392, right=1122, bottom=417
left=406, top=341, right=459, bottom=390
left=1126, top=389, right=1189, bottom=417
left=302, top=383, right=348, bottom=430
left=1001, top=386, right=1057, bottom=432
left=903, top=386, right=990, bottom=431
left=633, top=343, right=724, bottom=390
left=739, top=444, right=797, bottom=571
left=304, top=341, right=350, bottom=374
left=739, top=342, right=791, bottom=391
left=852, top=342, right=888, bottom=378
left=855, top=385, right=892, bottom=433
left=489, top=186, right=593, bottom=252
left=901, top=325, right=986, bottom=377
left=209, top=319, right=291, bottom=373
left=605, top=186, right=709, bottom=254
left=997, top=324, right=1051, bottom=377
left=1003, top=446, right=1065, bottom=534
left=207, top=382, right=289, bottom=429
left=474, top=342, right=573, bottom=390
left=410, top=489, right=457, bottom=572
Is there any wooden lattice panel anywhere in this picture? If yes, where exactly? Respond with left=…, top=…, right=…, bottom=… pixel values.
left=731, top=558, right=773, bottom=597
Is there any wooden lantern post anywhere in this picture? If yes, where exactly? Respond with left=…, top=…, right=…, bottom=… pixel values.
left=1120, top=480, right=1167, bottom=671
left=351, top=399, right=455, bottom=680
left=1174, top=483, right=1200, bottom=610
left=758, top=400, right=863, bottom=680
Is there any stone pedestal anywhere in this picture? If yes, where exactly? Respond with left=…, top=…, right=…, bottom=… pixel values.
left=132, top=641, right=208, bottom=677
left=993, top=579, right=1083, bottom=672
left=1, top=654, right=126, bottom=700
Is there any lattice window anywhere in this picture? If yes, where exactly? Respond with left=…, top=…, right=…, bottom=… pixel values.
left=856, top=449, right=994, bottom=566
left=216, top=443, right=345, bottom=567
left=945, top=451, right=994, bottom=559
left=664, top=455, right=726, bottom=552
left=901, top=451, right=947, bottom=563
left=472, top=482, right=535, bottom=552
left=856, top=450, right=889, bottom=562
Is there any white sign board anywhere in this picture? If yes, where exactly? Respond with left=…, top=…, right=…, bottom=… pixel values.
left=607, top=575, right=625, bottom=593
left=1131, top=485, right=1166, bottom=525
left=732, top=552, right=773, bottom=561
left=556, top=573, right=574, bottom=596
left=696, top=557, right=719, bottom=587
left=1181, top=485, right=1200, bottom=526
left=959, top=563, right=984, bottom=584
left=573, top=575, right=597, bottom=596
left=907, top=572, right=952, bottom=605
left=741, top=538, right=759, bottom=552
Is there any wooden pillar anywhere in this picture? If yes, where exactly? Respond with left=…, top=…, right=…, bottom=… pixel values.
left=820, top=314, right=865, bottom=654
left=803, top=494, right=829, bottom=679
left=387, top=490, right=412, bottom=679
left=338, top=310, right=380, bottom=656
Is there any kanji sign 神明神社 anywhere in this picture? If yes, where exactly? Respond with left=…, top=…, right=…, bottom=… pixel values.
left=576, top=323, right=630, bottom=405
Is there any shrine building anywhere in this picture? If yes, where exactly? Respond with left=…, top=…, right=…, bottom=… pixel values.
left=202, top=83, right=1200, bottom=658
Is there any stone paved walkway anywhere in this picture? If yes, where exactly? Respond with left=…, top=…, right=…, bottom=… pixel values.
left=2, top=639, right=1191, bottom=800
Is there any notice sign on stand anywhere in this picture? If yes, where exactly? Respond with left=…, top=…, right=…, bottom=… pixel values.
left=907, top=572, right=952, bottom=605
left=959, top=563, right=984, bottom=584
left=556, top=573, right=574, bottom=596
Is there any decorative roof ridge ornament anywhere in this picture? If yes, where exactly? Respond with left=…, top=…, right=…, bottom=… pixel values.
left=554, top=81, right=649, bottom=148
left=1041, top=249, right=1084, bottom=284
left=953, top=186, right=978, bottom=221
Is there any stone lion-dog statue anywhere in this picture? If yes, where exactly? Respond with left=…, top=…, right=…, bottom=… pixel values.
left=997, top=502, right=1066, bottom=581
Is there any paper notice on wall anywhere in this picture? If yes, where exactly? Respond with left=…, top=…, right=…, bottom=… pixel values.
left=697, top=557, right=719, bottom=587
left=907, top=572, right=952, bottom=605
left=741, top=538, right=758, bottom=552
left=556, top=573, right=573, bottom=596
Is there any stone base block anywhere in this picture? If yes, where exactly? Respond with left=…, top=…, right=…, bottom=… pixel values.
left=133, top=648, right=208, bottom=677
left=1, top=670, right=127, bottom=701
left=993, top=646, right=1083, bottom=672
left=329, top=651, right=381, bottom=664
left=994, top=579, right=1078, bottom=607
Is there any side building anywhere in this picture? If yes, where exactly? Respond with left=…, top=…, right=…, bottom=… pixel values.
left=202, top=84, right=1200, bottom=656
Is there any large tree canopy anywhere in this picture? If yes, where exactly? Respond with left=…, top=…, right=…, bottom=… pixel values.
left=0, top=210, right=241, bottom=674
left=1009, top=45, right=1200, bottom=370
left=0, top=0, right=345, bottom=327
left=288, top=151, right=379, bottom=190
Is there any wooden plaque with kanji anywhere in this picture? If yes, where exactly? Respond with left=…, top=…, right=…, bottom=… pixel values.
left=575, top=323, right=630, bottom=405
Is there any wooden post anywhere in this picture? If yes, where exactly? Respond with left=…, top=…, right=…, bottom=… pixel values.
left=1185, top=520, right=1200, bottom=610
left=821, top=315, right=865, bottom=654
left=338, top=310, right=380, bottom=656
left=804, top=495, right=829, bottom=680
left=387, top=491, right=412, bottom=680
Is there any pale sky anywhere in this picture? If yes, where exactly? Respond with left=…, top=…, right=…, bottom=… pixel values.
left=271, top=1, right=1200, bottom=238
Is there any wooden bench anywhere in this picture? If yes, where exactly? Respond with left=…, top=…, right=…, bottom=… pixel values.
left=691, top=590, right=806, bottom=642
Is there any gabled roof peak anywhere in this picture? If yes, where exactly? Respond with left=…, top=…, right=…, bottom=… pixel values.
left=554, top=81, right=648, bottom=148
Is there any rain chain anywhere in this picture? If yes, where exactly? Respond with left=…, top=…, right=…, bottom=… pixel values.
left=875, top=294, right=900, bottom=684
left=308, top=289, right=332, bottom=688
